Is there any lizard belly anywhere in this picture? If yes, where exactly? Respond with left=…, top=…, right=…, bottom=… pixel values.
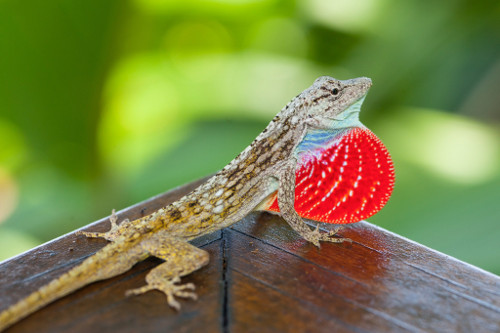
left=263, top=127, right=395, bottom=224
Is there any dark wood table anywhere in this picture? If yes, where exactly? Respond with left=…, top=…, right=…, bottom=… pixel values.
left=1, top=178, right=499, bottom=332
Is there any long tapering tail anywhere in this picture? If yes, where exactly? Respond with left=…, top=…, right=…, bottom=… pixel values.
left=0, top=241, right=145, bottom=331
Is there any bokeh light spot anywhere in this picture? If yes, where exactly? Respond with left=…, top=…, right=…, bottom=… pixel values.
left=378, top=108, right=500, bottom=184
left=99, top=55, right=186, bottom=176
left=0, top=168, right=19, bottom=225
left=0, top=119, right=27, bottom=171
left=300, top=0, right=382, bottom=32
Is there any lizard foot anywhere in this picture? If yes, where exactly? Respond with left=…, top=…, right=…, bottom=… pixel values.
left=125, top=276, right=197, bottom=311
left=304, top=224, right=351, bottom=247
left=76, top=209, right=129, bottom=241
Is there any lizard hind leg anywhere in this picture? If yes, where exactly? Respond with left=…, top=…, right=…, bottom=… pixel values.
left=125, top=231, right=209, bottom=310
left=76, top=209, right=130, bottom=242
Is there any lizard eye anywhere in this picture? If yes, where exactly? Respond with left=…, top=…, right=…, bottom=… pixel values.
left=332, top=88, right=339, bottom=95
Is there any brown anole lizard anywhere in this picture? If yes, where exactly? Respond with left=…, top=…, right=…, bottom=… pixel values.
left=0, top=76, right=394, bottom=330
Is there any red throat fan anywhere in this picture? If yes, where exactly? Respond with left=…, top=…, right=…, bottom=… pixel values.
left=265, top=127, right=395, bottom=224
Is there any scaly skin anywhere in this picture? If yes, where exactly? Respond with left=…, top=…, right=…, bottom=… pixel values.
left=0, top=76, right=392, bottom=331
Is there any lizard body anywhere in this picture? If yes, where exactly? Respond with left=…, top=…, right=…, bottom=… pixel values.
left=0, top=76, right=394, bottom=330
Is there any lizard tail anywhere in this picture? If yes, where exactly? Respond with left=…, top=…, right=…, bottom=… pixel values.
left=0, top=242, right=144, bottom=331
left=0, top=263, right=93, bottom=331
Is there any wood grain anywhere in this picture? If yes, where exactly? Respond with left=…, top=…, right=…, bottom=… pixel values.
left=0, top=177, right=499, bottom=332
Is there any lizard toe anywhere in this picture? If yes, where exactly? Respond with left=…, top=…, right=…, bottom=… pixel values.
left=126, top=278, right=199, bottom=311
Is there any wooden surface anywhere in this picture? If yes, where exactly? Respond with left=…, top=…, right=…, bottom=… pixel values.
left=1, top=177, right=499, bottom=333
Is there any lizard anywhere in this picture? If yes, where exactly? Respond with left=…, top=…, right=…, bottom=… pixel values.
left=0, top=76, right=395, bottom=330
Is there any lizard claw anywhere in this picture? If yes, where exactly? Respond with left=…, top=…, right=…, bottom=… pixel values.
left=126, top=277, right=198, bottom=311
left=303, top=224, right=351, bottom=246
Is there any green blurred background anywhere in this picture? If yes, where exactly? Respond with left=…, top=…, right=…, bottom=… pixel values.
left=0, top=0, right=499, bottom=274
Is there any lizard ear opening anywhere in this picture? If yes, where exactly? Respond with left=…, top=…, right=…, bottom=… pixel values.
left=261, top=127, right=395, bottom=224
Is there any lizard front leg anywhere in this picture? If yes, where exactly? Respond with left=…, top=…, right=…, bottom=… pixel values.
left=125, top=230, right=209, bottom=310
left=277, top=161, right=350, bottom=247
left=76, top=209, right=131, bottom=242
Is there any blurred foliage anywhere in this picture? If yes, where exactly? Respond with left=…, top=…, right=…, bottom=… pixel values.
left=0, top=0, right=499, bottom=273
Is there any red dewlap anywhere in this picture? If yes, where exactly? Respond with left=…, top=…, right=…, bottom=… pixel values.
left=266, top=127, right=395, bottom=224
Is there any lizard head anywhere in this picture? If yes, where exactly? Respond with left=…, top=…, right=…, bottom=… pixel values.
left=303, top=76, right=372, bottom=129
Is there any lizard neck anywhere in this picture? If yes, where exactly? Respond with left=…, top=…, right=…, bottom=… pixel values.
left=296, top=97, right=365, bottom=158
